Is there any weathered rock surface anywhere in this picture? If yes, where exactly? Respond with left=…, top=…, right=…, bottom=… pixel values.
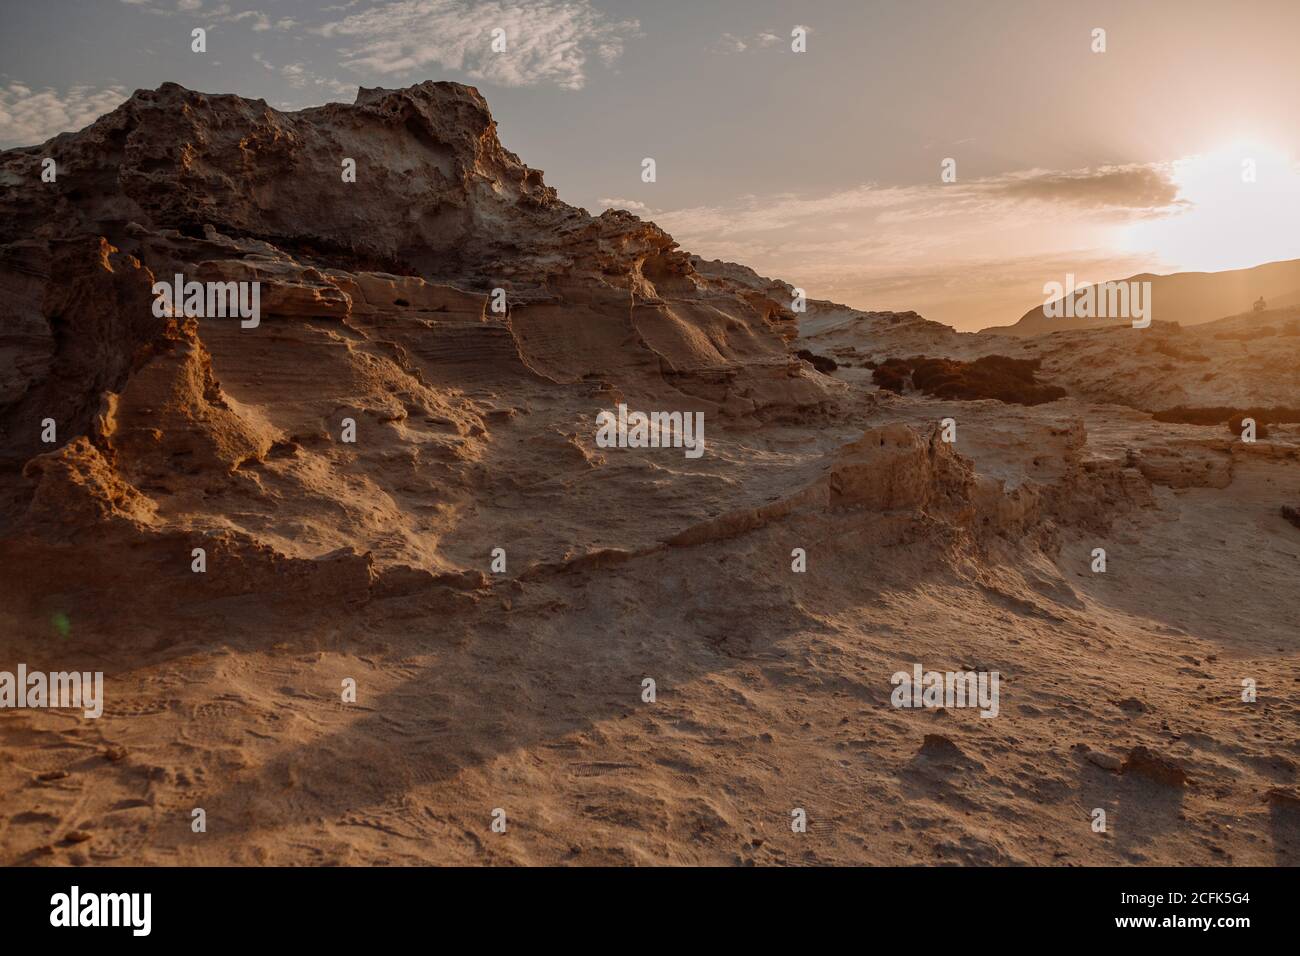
left=0, top=83, right=1295, bottom=869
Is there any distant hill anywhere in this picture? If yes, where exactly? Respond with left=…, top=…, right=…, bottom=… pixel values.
left=990, top=258, right=1300, bottom=336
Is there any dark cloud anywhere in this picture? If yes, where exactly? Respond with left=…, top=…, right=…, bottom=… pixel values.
left=986, top=164, right=1182, bottom=209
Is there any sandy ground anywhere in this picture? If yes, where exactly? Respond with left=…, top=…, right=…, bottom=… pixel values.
left=2, top=380, right=1296, bottom=866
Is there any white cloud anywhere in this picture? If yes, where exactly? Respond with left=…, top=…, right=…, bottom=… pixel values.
left=281, top=63, right=308, bottom=86
left=0, top=83, right=129, bottom=148
left=711, top=33, right=748, bottom=54
left=116, top=0, right=187, bottom=13
left=711, top=27, right=801, bottom=54
left=649, top=164, right=1184, bottom=329
left=219, top=9, right=272, bottom=29
left=121, top=2, right=295, bottom=29
left=658, top=166, right=1180, bottom=243
left=315, top=0, right=641, bottom=90
left=597, top=197, right=651, bottom=214
left=252, top=52, right=357, bottom=97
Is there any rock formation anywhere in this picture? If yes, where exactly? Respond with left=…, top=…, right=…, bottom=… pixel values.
left=0, top=83, right=1295, bottom=867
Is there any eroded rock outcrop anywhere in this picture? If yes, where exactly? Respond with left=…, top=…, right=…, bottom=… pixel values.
left=0, top=79, right=1245, bottom=620
left=0, top=81, right=844, bottom=609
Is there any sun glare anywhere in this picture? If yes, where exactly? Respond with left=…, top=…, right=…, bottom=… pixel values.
left=1119, top=140, right=1300, bottom=274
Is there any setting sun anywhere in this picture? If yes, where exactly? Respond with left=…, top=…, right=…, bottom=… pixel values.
left=1120, top=140, right=1300, bottom=273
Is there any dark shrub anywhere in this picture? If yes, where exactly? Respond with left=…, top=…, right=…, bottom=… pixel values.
left=871, top=354, right=1065, bottom=405
left=795, top=349, right=838, bottom=373
left=1228, top=414, right=1270, bottom=439
left=871, top=358, right=913, bottom=393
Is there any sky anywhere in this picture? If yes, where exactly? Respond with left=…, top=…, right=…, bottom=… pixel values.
left=3, top=0, right=1300, bottom=330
